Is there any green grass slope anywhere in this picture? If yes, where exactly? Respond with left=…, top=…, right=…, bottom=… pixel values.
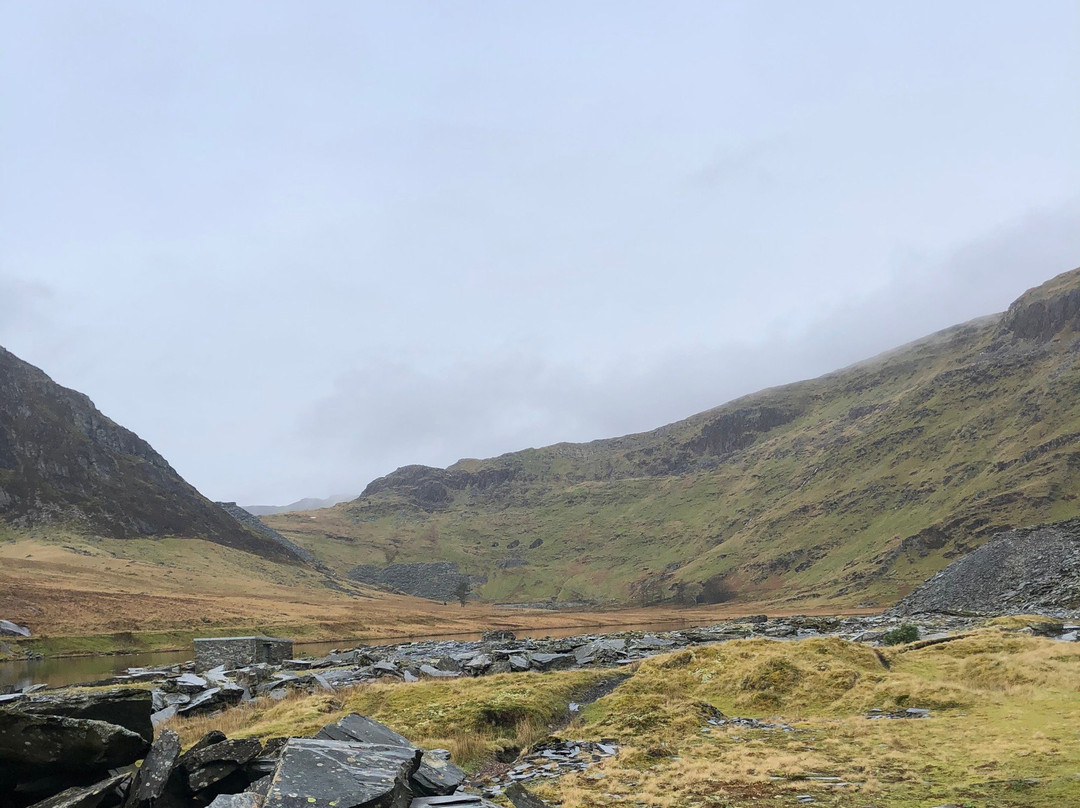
left=269, top=268, right=1080, bottom=607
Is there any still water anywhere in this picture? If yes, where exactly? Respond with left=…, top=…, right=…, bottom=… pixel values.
left=0, top=620, right=692, bottom=691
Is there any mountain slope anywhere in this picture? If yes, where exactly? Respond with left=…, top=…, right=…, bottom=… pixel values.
left=0, top=346, right=301, bottom=562
left=267, top=267, right=1080, bottom=607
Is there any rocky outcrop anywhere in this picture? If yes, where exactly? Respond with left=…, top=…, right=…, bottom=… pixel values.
left=0, top=346, right=304, bottom=563
left=894, top=517, right=1080, bottom=615
left=1002, top=267, right=1080, bottom=341
left=361, top=465, right=519, bottom=510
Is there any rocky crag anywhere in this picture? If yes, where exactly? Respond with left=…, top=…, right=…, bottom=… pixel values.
left=894, top=516, right=1080, bottom=616
left=268, top=266, right=1080, bottom=607
left=0, top=346, right=305, bottom=563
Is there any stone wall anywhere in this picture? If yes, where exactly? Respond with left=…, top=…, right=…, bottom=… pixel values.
left=193, top=636, right=293, bottom=670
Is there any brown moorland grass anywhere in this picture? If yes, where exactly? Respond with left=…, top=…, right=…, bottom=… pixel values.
left=0, top=534, right=873, bottom=658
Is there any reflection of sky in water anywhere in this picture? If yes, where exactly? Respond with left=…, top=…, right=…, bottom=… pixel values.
left=1, top=619, right=692, bottom=690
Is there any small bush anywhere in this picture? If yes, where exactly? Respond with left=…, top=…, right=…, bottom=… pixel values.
left=881, top=623, right=920, bottom=646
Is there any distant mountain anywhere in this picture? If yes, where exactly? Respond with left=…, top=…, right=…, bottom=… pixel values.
left=243, top=496, right=354, bottom=516
left=267, top=266, right=1080, bottom=607
left=0, top=346, right=304, bottom=563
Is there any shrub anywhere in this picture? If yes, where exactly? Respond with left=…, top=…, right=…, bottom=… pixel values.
left=881, top=623, right=920, bottom=646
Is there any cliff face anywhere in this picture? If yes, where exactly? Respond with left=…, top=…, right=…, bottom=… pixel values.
left=0, top=347, right=301, bottom=562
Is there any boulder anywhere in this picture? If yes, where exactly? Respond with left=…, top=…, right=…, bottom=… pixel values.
left=529, top=653, right=574, bottom=672
left=265, top=738, right=420, bottom=808
left=505, top=783, right=549, bottom=808
left=27, top=773, right=130, bottom=808
left=317, top=714, right=465, bottom=797
left=17, top=688, right=154, bottom=741
left=0, top=710, right=150, bottom=782
left=124, top=728, right=181, bottom=808
left=481, top=630, right=516, bottom=642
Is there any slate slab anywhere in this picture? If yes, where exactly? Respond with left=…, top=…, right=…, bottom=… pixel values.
left=265, top=738, right=420, bottom=808
left=124, top=728, right=181, bottom=807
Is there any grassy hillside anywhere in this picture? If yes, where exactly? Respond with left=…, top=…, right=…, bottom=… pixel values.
left=268, top=267, right=1080, bottom=607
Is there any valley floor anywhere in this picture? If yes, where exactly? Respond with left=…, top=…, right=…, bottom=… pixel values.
left=0, top=536, right=871, bottom=659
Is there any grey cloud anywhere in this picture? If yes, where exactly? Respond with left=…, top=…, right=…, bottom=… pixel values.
left=295, top=203, right=1080, bottom=491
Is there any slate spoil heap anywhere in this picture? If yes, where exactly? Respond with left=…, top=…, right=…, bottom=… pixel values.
left=0, top=689, right=499, bottom=808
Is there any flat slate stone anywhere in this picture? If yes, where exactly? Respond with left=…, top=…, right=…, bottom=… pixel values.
left=184, top=738, right=263, bottom=792
left=265, top=738, right=420, bottom=808
left=17, top=688, right=153, bottom=741
left=0, top=711, right=149, bottom=781
left=26, top=773, right=130, bottom=808
left=124, top=728, right=181, bottom=807
left=317, top=714, right=465, bottom=797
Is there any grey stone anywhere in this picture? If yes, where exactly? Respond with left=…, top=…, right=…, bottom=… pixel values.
left=184, top=738, right=263, bottom=792
left=0, top=710, right=149, bottom=782
left=505, top=783, right=549, bottom=808
left=318, top=714, right=465, bottom=797
left=27, top=773, right=130, bottom=808
left=17, top=688, right=153, bottom=741
left=174, top=673, right=209, bottom=692
left=418, top=665, right=458, bottom=679
left=529, top=653, right=574, bottom=671
left=508, top=655, right=529, bottom=671
left=124, top=728, right=181, bottom=807
left=0, top=619, right=31, bottom=637
left=264, top=738, right=420, bottom=808
left=209, top=794, right=263, bottom=808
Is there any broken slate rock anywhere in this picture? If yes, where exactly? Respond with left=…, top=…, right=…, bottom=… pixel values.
left=27, top=773, right=131, bottom=808
left=184, top=738, right=263, bottom=792
left=0, top=619, right=32, bottom=637
left=124, top=728, right=181, bottom=808
left=0, top=710, right=150, bottom=782
left=208, top=794, right=263, bottom=808
left=265, top=738, right=420, bottom=808
left=505, top=783, right=549, bottom=808
left=317, top=713, right=465, bottom=797
left=18, top=688, right=154, bottom=742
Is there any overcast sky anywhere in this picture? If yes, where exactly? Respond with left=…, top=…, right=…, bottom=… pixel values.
left=1, top=2, right=1078, bottom=504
